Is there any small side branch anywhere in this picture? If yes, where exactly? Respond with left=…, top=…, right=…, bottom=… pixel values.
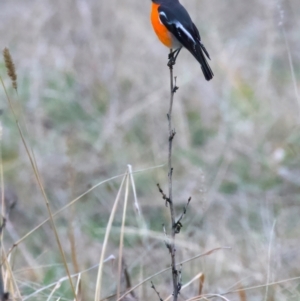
left=157, top=183, right=170, bottom=206
left=151, top=281, right=163, bottom=301
left=174, top=197, right=191, bottom=234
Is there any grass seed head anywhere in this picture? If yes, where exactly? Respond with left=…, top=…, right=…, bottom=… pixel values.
left=3, top=47, right=17, bottom=90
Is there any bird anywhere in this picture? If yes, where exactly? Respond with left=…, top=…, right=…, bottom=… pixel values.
left=151, top=0, right=214, bottom=81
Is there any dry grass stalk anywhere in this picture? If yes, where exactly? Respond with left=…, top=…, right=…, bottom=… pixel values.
left=2, top=48, right=17, bottom=90
left=198, top=274, right=205, bottom=296
left=117, top=172, right=130, bottom=300
left=0, top=76, right=77, bottom=300
left=237, top=284, right=247, bottom=301
left=94, top=172, right=127, bottom=301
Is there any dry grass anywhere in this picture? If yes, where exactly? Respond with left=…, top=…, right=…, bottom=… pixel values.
left=0, top=0, right=300, bottom=300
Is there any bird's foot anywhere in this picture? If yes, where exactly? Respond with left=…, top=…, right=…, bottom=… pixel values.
left=167, top=56, right=176, bottom=67
left=167, top=48, right=182, bottom=68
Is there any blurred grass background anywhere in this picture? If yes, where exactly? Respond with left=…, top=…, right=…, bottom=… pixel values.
left=1, top=0, right=300, bottom=300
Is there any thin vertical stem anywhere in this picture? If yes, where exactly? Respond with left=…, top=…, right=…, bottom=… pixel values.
left=167, top=49, right=178, bottom=301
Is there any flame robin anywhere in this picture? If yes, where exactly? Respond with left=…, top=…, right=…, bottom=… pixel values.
left=151, top=0, right=213, bottom=81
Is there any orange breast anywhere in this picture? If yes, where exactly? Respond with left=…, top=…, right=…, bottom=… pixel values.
left=151, top=3, right=172, bottom=48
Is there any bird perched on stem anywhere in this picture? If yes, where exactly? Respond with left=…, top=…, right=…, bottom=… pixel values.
left=151, top=0, right=213, bottom=81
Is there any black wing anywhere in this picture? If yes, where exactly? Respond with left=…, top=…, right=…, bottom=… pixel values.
left=158, top=5, right=214, bottom=80
left=158, top=4, right=197, bottom=51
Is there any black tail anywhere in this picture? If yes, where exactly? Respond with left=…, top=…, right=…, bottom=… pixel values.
left=190, top=43, right=214, bottom=81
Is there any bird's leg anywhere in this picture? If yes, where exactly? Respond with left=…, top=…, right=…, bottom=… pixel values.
left=168, top=47, right=182, bottom=67
left=173, top=47, right=182, bottom=62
